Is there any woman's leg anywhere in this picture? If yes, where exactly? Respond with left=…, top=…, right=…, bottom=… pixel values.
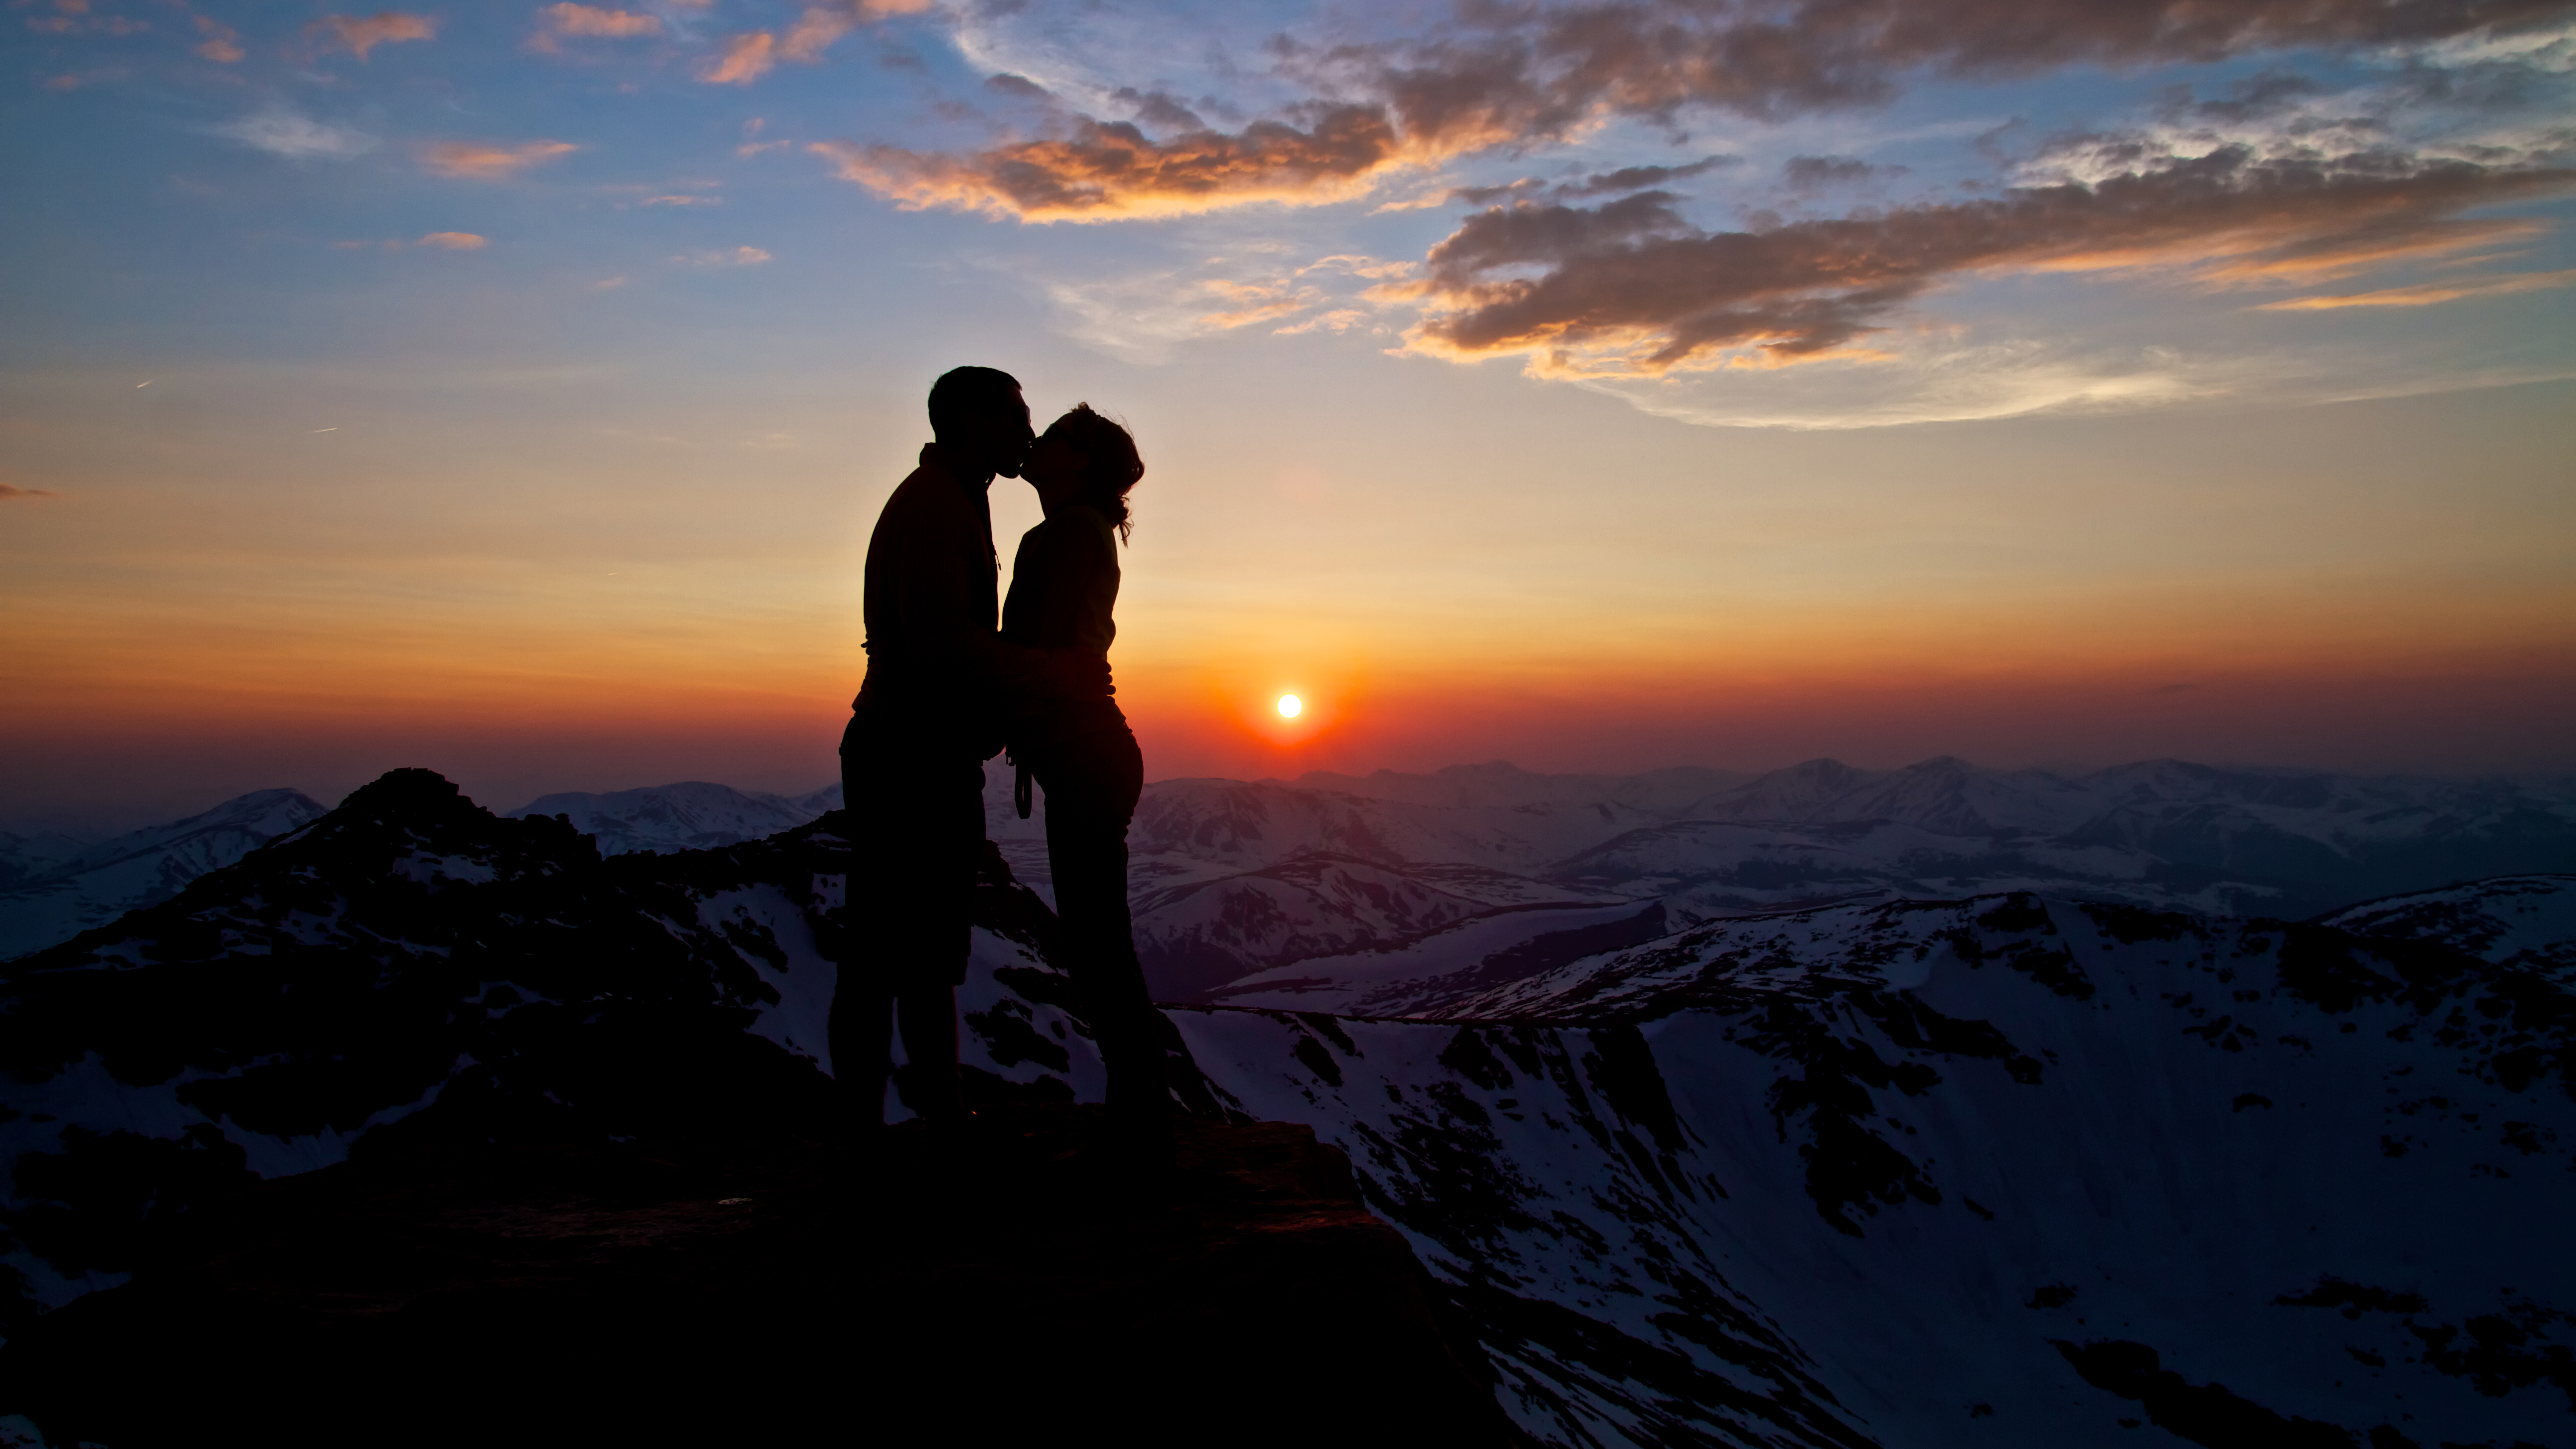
left=1040, top=731, right=1166, bottom=1127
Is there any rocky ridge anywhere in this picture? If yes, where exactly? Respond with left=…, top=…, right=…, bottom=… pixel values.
left=1, top=772, right=2572, bottom=1446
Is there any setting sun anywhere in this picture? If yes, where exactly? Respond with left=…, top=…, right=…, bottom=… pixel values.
left=1277, top=694, right=1302, bottom=719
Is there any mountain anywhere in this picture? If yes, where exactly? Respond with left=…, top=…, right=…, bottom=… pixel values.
left=0, top=789, right=326, bottom=961
left=1096, top=758, right=2576, bottom=1002
left=506, top=779, right=840, bottom=855
left=2322, top=874, right=2576, bottom=983
left=5, top=768, right=2573, bottom=1447
left=22, top=757, right=2572, bottom=999
left=0, top=833, right=90, bottom=893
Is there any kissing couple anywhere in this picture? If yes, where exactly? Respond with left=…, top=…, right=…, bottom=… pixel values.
left=828, top=365, right=1169, bottom=1161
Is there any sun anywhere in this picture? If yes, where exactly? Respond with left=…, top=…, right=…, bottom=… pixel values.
left=1276, top=694, right=1302, bottom=719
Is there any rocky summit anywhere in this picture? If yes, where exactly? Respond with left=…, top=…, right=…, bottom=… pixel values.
left=1, top=1104, right=1516, bottom=1448
left=2, top=768, right=2574, bottom=1447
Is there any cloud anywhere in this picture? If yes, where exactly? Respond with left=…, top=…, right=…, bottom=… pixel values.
left=643, top=194, right=720, bottom=206
left=1115, top=87, right=1207, bottom=133
left=1332, top=0, right=2576, bottom=150
left=212, top=109, right=380, bottom=160
left=2253, top=267, right=2576, bottom=308
left=309, top=10, right=437, bottom=61
left=420, top=140, right=580, bottom=179
left=1026, top=250, right=1414, bottom=362
left=845, top=0, right=2569, bottom=224
left=1399, top=146, right=2575, bottom=376
left=194, top=14, right=243, bottom=63
left=810, top=105, right=1406, bottom=222
left=1781, top=155, right=1904, bottom=190
left=701, top=31, right=775, bottom=83
left=416, top=231, right=487, bottom=249
left=0, top=483, right=62, bottom=501
left=530, top=3, right=660, bottom=52
left=698, top=0, right=930, bottom=83
left=1559, top=156, right=1739, bottom=198
left=672, top=245, right=772, bottom=265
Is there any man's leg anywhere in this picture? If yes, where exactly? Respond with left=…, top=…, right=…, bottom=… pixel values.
left=827, top=985, right=893, bottom=1131
left=831, top=718, right=894, bottom=1132
left=894, top=984, right=962, bottom=1121
left=888, top=750, right=983, bottom=1122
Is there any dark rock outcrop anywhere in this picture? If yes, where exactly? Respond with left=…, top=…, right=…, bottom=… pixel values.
left=0, top=1103, right=1523, bottom=1447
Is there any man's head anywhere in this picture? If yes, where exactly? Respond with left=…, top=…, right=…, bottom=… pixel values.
left=927, top=366, right=1033, bottom=480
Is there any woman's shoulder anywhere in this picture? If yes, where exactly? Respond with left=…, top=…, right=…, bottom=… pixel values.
left=1025, top=506, right=1119, bottom=555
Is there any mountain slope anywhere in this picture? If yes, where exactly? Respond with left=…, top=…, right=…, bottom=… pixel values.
left=4, top=774, right=2573, bottom=1447
left=1174, top=892, right=2576, bottom=1447
left=0, top=789, right=325, bottom=961
left=507, top=780, right=839, bottom=856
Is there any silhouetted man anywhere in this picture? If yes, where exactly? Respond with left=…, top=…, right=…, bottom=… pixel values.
left=833, top=367, right=1094, bottom=1130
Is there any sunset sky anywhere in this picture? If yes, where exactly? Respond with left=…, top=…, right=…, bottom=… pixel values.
left=4, top=0, right=2573, bottom=828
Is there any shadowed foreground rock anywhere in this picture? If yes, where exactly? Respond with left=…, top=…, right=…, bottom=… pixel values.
left=1, top=1104, right=1521, bottom=1448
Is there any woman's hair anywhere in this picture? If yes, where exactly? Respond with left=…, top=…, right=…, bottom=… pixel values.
left=1045, top=403, right=1144, bottom=543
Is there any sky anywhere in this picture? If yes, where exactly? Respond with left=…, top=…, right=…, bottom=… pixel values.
left=3, top=0, right=2573, bottom=829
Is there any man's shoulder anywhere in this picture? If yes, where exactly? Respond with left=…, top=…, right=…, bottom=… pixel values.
left=877, top=459, right=973, bottom=531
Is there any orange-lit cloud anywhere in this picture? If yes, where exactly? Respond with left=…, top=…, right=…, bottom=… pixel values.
left=811, top=106, right=1408, bottom=222
left=700, top=31, right=775, bottom=84
left=193, top=13, right=242, bottom=63
left=421, top=140, right=580, bottom=179
left=672, top=245, right=772, bottom=266
left=0, top=483, right=61, bottom=501
left=416, top=231, right=487, bottom=249
left=1396, top=149, right=2576, bottom=374
left=530, top=2, right=660, bottom=52
left=309, top=10, right=437, bottom=61
left=809, top=0, right=2571, bottom=223
left=2253, top=268, right=2576, bottom=310
left=699, top=0, right=932, bottom=84
left=1327, top=0, right=2576, bottom=147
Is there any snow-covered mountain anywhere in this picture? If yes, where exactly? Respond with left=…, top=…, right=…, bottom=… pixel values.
left=2322, top=875, right=2576, bottom=984
left=5, top=769, right=2571, bottom=1447
left=507, top=780, right=841, bottom=856
left=18, top=757, right=2572, bottom=1000
left=0, top=789, right=325, bottom=961
left=1089, top=758, right=2576, bottom=1002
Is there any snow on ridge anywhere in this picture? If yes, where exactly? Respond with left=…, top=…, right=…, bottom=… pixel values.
left=1176, top=888, right=2576, bottom=1447
left=0, top=788, right=327, bottom=961
left=2322, top=874, right=2576, bottom=982
left=7, top=764, right=2575, bottom=1446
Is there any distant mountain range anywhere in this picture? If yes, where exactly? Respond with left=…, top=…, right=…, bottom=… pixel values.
left=509, top=780, right=841, bottom=857
left=0, top=790, right=326, bottom=960
left=9, top=760, right=2575, bottom=1003
left=4, top=767, right=2571, bottom=1447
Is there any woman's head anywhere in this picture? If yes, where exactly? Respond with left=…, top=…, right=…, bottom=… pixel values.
left=1030, top=403, right=1144, bottom=542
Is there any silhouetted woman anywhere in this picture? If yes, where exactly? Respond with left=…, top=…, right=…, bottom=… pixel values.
left=1001, top=404, right=1169, bottom=1154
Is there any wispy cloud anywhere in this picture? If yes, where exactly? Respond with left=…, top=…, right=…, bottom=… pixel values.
left=420, top=140, right=580, bottom=179
left=672, top=245, right=772, bottom=266
left=700, top=31, right=774, bottom=84
left=828, top=0, right=2574, bottom=222
left=1394, top=146, right=2575, bottom=376
left=308, top=10, right=438, bottom=61
left=2252, top=268, right=2576, bottom=309
left=811, top=106, right=1405, bottom=222
left=0, top=483, right=62, bottom=501
left=212, top=109, right=380, bottom=160
left=193, top=14, right=243, bottom=63
left=699, top=0, right=933, bottom=84
left=416, top=231, right=487, bottom=250
left=530, top=3, right=660, bottom=53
